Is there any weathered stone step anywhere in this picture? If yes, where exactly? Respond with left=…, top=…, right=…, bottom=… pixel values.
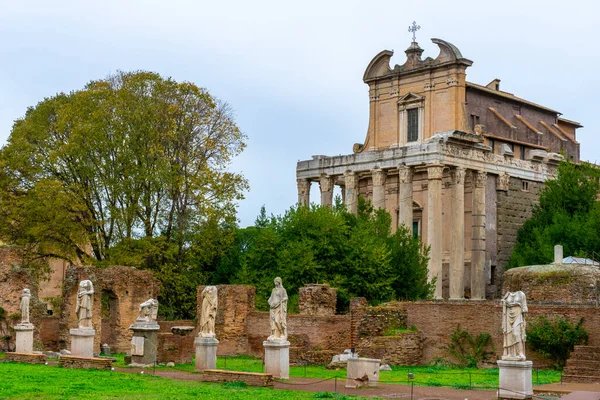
left=569, top=351, right=600, bottom=361
left=565, top=359, right=600, bottom=369
left=571, top=345, right=600, bottom=355
left=562, top=366, right=600, bottom=377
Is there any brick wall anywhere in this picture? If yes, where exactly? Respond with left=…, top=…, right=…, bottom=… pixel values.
left=299, top=284, right=336, bottom=316
left=396, top=301, right=600, bottom=367
left=156, top=320, right=196, bottom=364
left=58, top=355, right=113, bottom=370
left=357, top=333, right=424, bottom=365
left=60, top=266, right=159, bottom=353
left=5, top=352, right=46, bottom=364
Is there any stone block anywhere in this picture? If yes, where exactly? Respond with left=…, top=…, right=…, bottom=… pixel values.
left=70, top=328, right=95, bottom=358
left=59, top=355, right=114, bottom=370
left=263, top=340, right=290, bottom=379
left=5, top=352, right=46, bottom=364
left=346, top=357, right=380, bottom=388
left=14, top=323, right=34, bottom=354
left=201, top=370, right=273, bottom=387
left=195, top=337, right=218, bottom=372
left=497, top=360, right=533, bottom=399
left=130, top=323, right=159, bottom=366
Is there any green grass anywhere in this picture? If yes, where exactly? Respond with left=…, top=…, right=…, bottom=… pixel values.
left=153, top=356, right=561, bottom=389
left=0, top=362, right=361, bottom=400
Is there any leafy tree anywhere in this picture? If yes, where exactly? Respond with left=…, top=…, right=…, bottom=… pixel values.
left=508, top=161, right=600, bottom=268
left=0, top=71, right=247, bottom=319
left=216, top=198, right=433, bottom=312
left=439, top=325, right=495, bottom=368
left=0, top=71, right=247, bottom=265
left=527, top=316, right=588, bottom=369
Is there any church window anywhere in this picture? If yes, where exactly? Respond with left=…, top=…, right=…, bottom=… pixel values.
left=522, top=180, right=529, bottom=192
left=407, top=108, right=419, bottom=142
left=412, top=220, right=419, bottom=239
left=489, top=139, right=495, bottom=153
left=519, top=145, right=526, bottom=160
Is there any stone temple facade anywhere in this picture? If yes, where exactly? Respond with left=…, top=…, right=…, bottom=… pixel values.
left=296, top=37, right=582, bottom=300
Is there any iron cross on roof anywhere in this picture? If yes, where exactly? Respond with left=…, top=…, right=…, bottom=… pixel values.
left=408, top=21, right=421, bottom=42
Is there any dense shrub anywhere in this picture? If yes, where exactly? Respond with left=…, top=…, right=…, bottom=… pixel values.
left=527, top=316, right=588, bottom=369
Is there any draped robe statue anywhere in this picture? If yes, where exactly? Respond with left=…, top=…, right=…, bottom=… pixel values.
left=20, top=288, right=31, bottom=324
left=75, top=280, right=94, bottom=329
left=137, top=299, right=159, bottom=323
left=199, top=286, right=218, bottom=338
left=501, top=290, right=528, bottom=361
left=267, top=277, right=288, bottom=342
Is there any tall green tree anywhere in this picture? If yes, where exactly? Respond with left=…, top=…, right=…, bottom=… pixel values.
left=216, top=199, right=432, bottom=312
left=0, top=71, right=247, bottom=265
left=508, top=161, right=600, bottom=268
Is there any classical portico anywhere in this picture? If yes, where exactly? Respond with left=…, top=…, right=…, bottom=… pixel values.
left=295, top=33, right=573, bottom=299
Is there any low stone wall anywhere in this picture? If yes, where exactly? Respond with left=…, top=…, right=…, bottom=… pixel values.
left=58, top=355, right=113, bottom=370
left=201, top=369, right=273, bottom=387
left=357, top=332, right=424, bottom=365
left=290, top=348, right=337, bottom=365
left=5, top=352, right=46, bottom=364
left=356, top=305, right=408, bottom=337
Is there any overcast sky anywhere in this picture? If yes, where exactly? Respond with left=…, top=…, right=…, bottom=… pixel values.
left=1, top=0, right=598, bottom=227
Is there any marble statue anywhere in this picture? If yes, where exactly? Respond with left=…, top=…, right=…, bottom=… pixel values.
left=19, top=288, right=31, bottom=324
left=501, top=290, right=528, bottom=361
left=267, top=277, right=288, bottom=342
left=136, top=298, right=159, bottom=322
left=199, top=286, right=218, bottom=338
left=75, top=280, right=94, bottom=329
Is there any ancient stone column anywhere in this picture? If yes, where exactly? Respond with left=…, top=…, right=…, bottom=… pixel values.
left=449, top=167, right=466, bottom=300
left=344, top=171, right=358, bottom=214
left=427, top=164, right=444, bottom=300
left=398, top=165, right=413, bottom=233
left=471, top=170, right=487, bottom=300
left=319, top=175, right=334, bottom=208
left=372, top=168, right=386, bottom=209
left=297, top=179, right=310, bottom=206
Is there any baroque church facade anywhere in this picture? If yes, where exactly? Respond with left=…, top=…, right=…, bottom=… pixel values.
left=295, top=37, right=581, bottom=300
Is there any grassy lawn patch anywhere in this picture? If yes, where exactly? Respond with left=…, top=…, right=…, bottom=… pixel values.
left=152, top=356, right=561, bottom=389
left=0, top=363, right=351, bottom=400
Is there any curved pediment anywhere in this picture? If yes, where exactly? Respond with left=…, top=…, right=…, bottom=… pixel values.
left=363, top=50, right=393, bottom=82
left=431, top=38, right=469, bottom=64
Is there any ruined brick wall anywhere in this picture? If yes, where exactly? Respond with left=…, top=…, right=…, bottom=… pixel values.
left=503, top=265, right=600, bottom=304
left=397, top=301, right=600, bottom=367
left=357, top=333, right=424, bottom=365
left=246, top=312, right=351, bottom=358
left=356, top=305, right=408, bottom=337
left=60, top=265, right=159, bottom=353
left=0, top=247, right=29, bottom=317
left=298, top=284, right=336, bottom=316
left=197, top=285, right=255, bottom=355
left=157, top=320, right=197, bottom=364
left=496, top=177, right=542, bottom=293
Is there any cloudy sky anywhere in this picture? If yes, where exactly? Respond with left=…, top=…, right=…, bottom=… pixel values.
left=1, top=0, right=598, bottom=227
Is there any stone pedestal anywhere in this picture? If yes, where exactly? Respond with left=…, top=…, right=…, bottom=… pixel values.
left=129, top=323, right=159, bottom=366
left=195, top=337, right=219, bottom=371
left=70, top=328, right=96, bottom=358
left=263, top=340, right=290, bottom=379
left=346, top=357, right=380, bottom=388
left=14, top=323, right=34, bottom=354
left=497, top=360, right=533, bottom=399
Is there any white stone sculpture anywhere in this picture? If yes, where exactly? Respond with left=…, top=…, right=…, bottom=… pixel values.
left=136, top=298, right=159, bottom=323
left=19, top=288, right=31, bottom=324
left=75, top=280, right=94, bottom=329
left=501, top=290, right=528, bottom=361
left=267, top=277, right=288, bottom=342
left=199, top=286, right=218, bottom=338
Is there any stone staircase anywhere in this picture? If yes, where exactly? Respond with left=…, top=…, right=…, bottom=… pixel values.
left=562, top=346, right=600, bottom=383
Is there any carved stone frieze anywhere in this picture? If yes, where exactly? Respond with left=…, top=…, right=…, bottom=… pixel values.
left=424, top=82, right=435, bottom=91
left=497, top=173, right=510, bottom=192
left=446, top=77, right=458, bottom=86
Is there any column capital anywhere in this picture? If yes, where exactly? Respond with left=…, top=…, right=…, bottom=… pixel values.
left=427, top=164, right=444, bottom=180
left=450, top=167, right=466, bottom=185
left=319, top=175, right=334, bottom=192
left=344, top=171, right=357, bottom=188
left=297, top=178, right=310, bottom=195
left=372, top=168, right=386, bottom=186
left=497, top=172, right=510, bottom=191
left=473, top=170, right=487, bottom=188
left=398, top=165, right=413, bottom=184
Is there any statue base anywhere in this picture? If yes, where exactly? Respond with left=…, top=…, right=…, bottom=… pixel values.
left=263, top=340, right=290, bottom=379
left=14, top=323, right=34, bottom=354
left=497, top=360, right=533, bottom=399
left=70, top=328, right=96, bottom=358
left=194, top=337, right=219, bottom=371
left=346, top=357, right=381, bottom=388
left=129, top=323, right=160, bottom=366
